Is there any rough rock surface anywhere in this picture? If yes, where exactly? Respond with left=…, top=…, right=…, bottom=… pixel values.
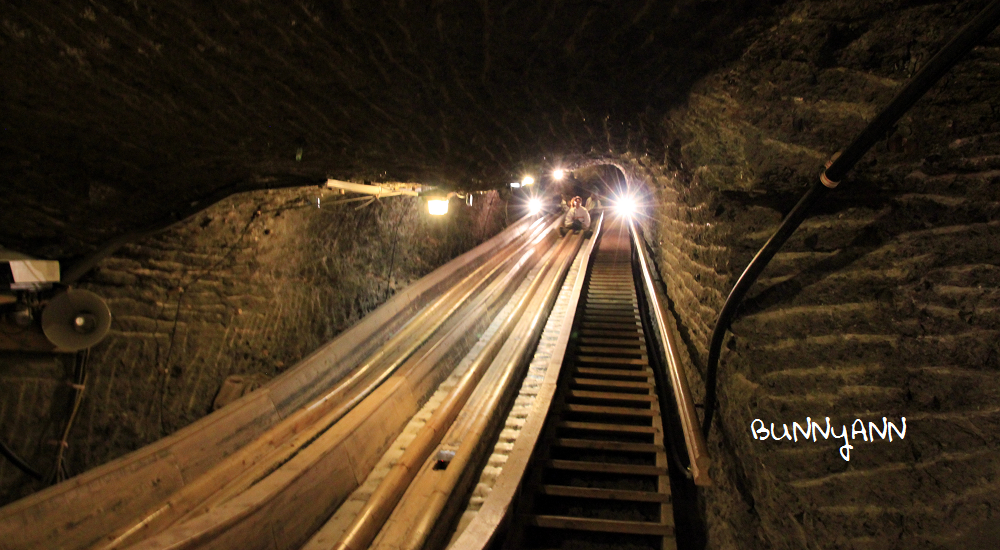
left=2, top=0, right=999, bottom=548
left=0, top=188, right=505, bottom=505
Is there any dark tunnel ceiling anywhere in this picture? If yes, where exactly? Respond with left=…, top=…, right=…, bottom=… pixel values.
left=1, top=0, right=776, bottom=260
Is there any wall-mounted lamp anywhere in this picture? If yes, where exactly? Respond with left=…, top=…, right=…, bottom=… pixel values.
left=427, top=198, right=450, bottom=216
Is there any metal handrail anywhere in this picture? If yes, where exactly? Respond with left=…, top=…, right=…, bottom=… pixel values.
left=628, top=219, right=711, bottom=486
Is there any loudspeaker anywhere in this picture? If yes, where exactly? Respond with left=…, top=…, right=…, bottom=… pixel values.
left=41, top=289, right=112, bottom=351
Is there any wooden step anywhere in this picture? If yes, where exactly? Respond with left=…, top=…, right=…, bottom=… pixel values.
left=550, top=438, right=661, bottom=453
left=580, top=322, right=641, bottom=330
left=579, top=329, right=642, bottom=338
left=568, top=390, right=655, bottom=402
left=573, top=367, right=650, bottom=379
left=563, top=404, right=656, bottom=416
left=583, top=314, right=640, bottom=322
left=537, top=484, right=671, bottom=503
left=557, top=421, right=657, bottom=434
left=576, top=346, right=645, bottom=356
left=527, top=515, right=674, bottom=536
left=572, top=377, right=652, bottom=390
left=577, top=337, right=644, bottom=347
left=546, top=459, right=667, bottom=476
left=584, top=304, right=638, bottom=312
left=577, top=356, right=648, bottom=366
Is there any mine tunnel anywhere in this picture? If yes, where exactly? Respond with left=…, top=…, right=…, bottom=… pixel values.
left=1, top=1, right=999, bottom=549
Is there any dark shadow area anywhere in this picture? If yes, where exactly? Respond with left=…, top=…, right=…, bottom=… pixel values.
left=0, top=1, right=786, bottom=261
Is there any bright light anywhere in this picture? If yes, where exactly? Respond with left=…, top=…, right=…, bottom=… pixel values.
left=528, top=198, right=542, bottom=215
left=510, top=182, right=521, bottom=188
left=552, top=169, right=565, bottom=181
left=427, top=199, right=449, bottom=216
left=615, top=195, right=637, bottom=217
left=522, top=175, right=535, bottom=186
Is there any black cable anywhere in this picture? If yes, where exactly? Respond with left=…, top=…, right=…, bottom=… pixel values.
left=701, top=0, right=1000, bottom=439
left=0, top=439, right=42, bottom=480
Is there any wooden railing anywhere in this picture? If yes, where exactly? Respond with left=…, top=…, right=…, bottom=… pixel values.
left=628, top=219, right=711, bottom=486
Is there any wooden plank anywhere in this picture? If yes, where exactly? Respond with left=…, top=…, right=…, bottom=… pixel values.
left=578, top=329, right=641, bottom=337
left=577, top=338, right=644, bottom=346
left=563, top=404, right=655, bottom=416
left=576, top=346, right=645, bottom=356
left=580, top=322, right=640, bottom=330
left=551, top=438, right=660, bottom=453
left=583, top=307, right=637, bottom=313
left=573, top=367, right=650, bottom=379
left=576, top=356, right=648, bottom=366
left=527, top=515, right=674, bottom=536
left=557, top=421, right=657, bottom=434
left=583, top=314, right=640, bottom=322
left=571, top=377, right=651, bottom=390
left=568, top=390, right=655, bottom=402
left=546, top=460, right=668, bottom=476
left=538, top=485, right=671, bottom=503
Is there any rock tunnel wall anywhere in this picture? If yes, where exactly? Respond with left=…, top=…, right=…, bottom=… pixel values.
left=1, top=0, right=999, bottom=547
left=0, top=188, right=507, bottom=506
left=635, top=1, right=1000, bottom=548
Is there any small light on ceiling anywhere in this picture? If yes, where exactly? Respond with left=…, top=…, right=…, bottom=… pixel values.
left=552, top=169, right=565, bottom=181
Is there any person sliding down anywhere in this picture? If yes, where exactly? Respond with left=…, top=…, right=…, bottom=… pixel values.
left=560, top=196, right=591, bottom=237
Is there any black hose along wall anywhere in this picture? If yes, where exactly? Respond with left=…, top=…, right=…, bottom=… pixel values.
left=0, top=188, right=507, bottom=506
left=638, top=1, right=1000, bottom=548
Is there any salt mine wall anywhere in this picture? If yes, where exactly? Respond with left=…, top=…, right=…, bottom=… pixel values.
left=1, top=0, right=998, bottom=548
left=635, top=1, right=1000, bottom=548
left=0, top=188, right=507, bottom=505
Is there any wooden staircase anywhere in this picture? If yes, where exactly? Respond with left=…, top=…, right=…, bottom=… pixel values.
left=513, top=224, right=676, bottom=550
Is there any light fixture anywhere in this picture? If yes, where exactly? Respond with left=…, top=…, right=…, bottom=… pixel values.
left=528, top=198, right=542, bottom=215
left=510, top=182, right=521, bottom=189
left=552, top=169, right=565, bottom=181
left=521, top=175, right=535, bottom=186
left=615, top=195, right=637, bottom=218
left=427, top=198, right=449, bottom=216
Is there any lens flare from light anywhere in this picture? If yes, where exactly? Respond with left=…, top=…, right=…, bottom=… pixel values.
left=528, top=198, right=542, bottom=215
left=616, top=196, right=637, bottom=217
left=552, top=169, right=565, bottom=180
left=427, top=199, right=449, bottom=216
left=522, top=175, right=535, bottom=186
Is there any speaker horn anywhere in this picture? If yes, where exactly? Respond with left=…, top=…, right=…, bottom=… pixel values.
left=41, top=289, right=112, bottom=351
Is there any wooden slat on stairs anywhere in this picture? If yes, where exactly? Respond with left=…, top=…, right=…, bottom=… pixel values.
left=512, top=221, right=676, bottom=550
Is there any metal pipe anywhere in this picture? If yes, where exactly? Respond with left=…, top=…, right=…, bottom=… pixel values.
left=701, top=0, right=1000, bottom=438
left=629, top=220, right=711, bottom=486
